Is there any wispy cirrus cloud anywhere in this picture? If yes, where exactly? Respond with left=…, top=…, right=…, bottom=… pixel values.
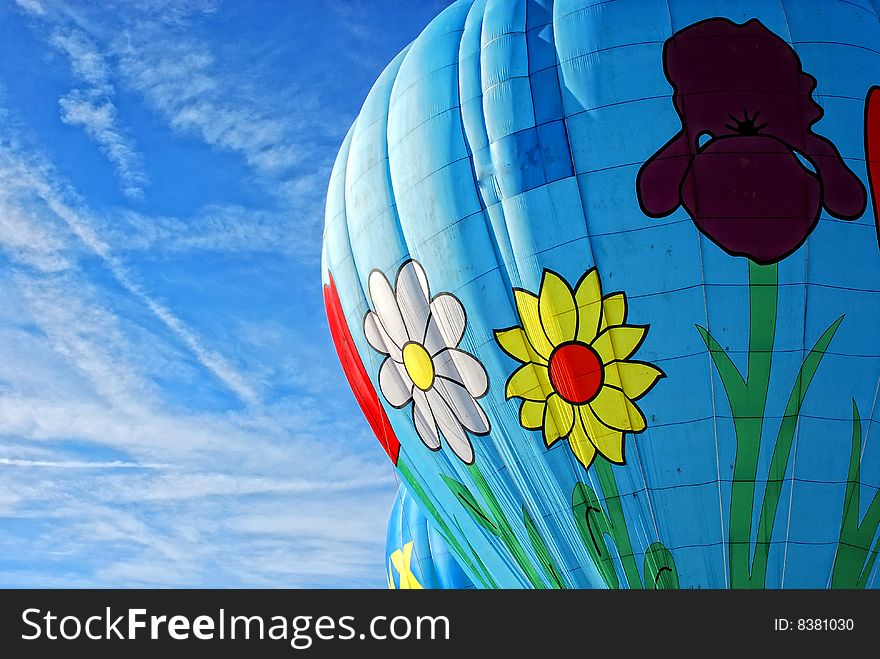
left=49, top=28, right=147, bottom=199
left=16, top=0, right=340, bottom=251
left=96, top=205, right=318, bottom=259
left=0, top=115, right=394, bottom=586
left=116, top=34, right=300, bottom=175
left=0, top=198, right=71, bottom=272
left=0, top=457, right=171, bottom=469
left=14, top=0, right=45, bottom=16
left=0, top=139, right=260, bottom=406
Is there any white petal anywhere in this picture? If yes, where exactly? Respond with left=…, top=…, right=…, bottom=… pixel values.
left=424, top=293, right=466, bottom=354
left=432, top=348, right=489, bottom=397
left=427, top=388, right=475, bottom=464
left=395, top=260, right=431, bottom=340
left=364, top=311, right=402, bottom=361
left=378, top=358, right=412, bottom=408
left=412, top=389, right=441, bottom=450
left=433, top=376, right=490, bottom=435
left=369, top=270, right=409, bottom=347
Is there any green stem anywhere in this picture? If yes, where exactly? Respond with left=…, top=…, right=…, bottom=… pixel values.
left=398, top=458, right=493, bottom=588
left=750, top=316, right=842, bottom=585
left=595, top=458, right=643, bottom=589
left=698, top=261, right=842, bottom=588
left=468, top=464, right=547, bottom=588
left=727, top=260, right=778, bottom=588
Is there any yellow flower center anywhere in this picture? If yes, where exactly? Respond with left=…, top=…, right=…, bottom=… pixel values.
left=402, top=342, right=435, bottom=391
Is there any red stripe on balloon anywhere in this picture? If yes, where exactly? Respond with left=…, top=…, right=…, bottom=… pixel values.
left=867, top=86, right=880, bottom=248
left=323, top=273, right=400, bottom=465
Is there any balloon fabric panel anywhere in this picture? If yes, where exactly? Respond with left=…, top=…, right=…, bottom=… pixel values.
left=322, top=0, right=880, bottom=589
left=386, top=484, right=476, bottom=589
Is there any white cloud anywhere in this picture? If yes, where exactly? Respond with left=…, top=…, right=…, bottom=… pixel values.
left=0, top=266, right=394, bottom=584
left=49, top=29, right=111, bottom=91
left=115, top=30, right=302, bottom=177
left=0, top=139, right=395, bottom=586
left=0, top=458, right=171, bottom=469
left=49, top=28, right=147, bottom=199
left=0, top=2, right=398, bottom=588
left=15, top=1, right=338, bottom=253
left=0, top=144, right=260, bottom=406
left=14, top=0, right=45, bottom=16
left=0, top=198, right=71, bottom=272
left=96, top=205, right=319, bottom=260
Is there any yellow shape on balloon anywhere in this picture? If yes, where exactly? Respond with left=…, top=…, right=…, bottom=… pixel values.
left=389, top=541, right=424, bottom=589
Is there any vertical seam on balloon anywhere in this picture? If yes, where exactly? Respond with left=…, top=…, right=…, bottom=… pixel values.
left=776, top=0, right=801, bottom=590
left=333, top=125, right=376, bottom=389
left=462, top=0, right=518, bottom=308
left=824, top=24, right=879, bottom=595
left=866, top=376, right=880, bottom=587
left=456, top=0, right=515, bottom=477
left=663, top=0, right=727, bottom=588
left=352, top=50, right=412, bottom=459
left=549, top=0, right=637, bottom=585
left=616, top=1, right=696, bottom=585
left=382, top=22, right=471, bottom=502
left=484, top=0, right=562, bottom=588
left=538, top=0, right=610, bottom=584
left=549, top=6, right=595, bottom=435
left=520, top=0, right=550, bottom=574
left=457, top=0, right=533, bottom=584
left=523, top=0, right=576, bottom=587
left=548, top=2, right=587, bottom=241
left=862, top=373, right=880, bottom=477
left=467, top=0, right=522, bottom=322
left=383, top=47, right=420, bottom=275
left=520, top=0, right=558, bottom=583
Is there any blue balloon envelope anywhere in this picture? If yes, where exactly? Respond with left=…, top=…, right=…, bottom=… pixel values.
left=386, top=484, right=475, bottom=589
left=323, top=0, right=880, bottom=589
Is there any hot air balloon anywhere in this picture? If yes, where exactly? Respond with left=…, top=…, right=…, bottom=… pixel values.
left=322, top=0, right=880, bottom=589
left=386, top=484, right=476, bottom=589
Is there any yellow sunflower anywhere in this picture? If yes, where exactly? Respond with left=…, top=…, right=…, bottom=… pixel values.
left=494, top=268, right=664, bottom=470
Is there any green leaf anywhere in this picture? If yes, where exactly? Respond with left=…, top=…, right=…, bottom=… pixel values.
left=466, top=466, right=547, bottom=588
left=572, top=481, right=620, bottom=589
left=750, top=315, right=843, bottom=585
left=696, top=324, right=746, bottom=406
left=465, top=539, right=499, bottom=589
left=398, top=458, right=494, bottom=587
left=523, top=507, right=567, bottom=589
left=441, top=474, right=499, bottom=536
left=832, top=401, right=880, bottom=588
left=643, top=542, right=679, bottom=589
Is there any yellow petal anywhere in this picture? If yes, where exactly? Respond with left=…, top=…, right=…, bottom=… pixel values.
left=538, top=271, right=577, bottom=346
left=505, top=363, right=552, bottom=401
left=591, top=325, right=647, bottom=364
left=589, top=385, right=647, bottom=432
left=600, top=292, right=627, bottom=329
left=519, top=400, right=546, bottom=429
left=567, top=416, right=597, bottom=470
left=575, top=268, right=603, bottom=344
left=602, top=360, right=664, bottom=400
left=543, top=393, right=574, bottom=447
left=495, top=327, right=547, bottom=365
left=514, top=289, right=554, bottom=360
left=580, top=406, right=626, bottom=464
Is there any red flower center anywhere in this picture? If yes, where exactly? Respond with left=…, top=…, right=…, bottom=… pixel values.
left=548, top=341, right=604, bottom=404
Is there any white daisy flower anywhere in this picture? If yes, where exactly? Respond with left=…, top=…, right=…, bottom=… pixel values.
left=363, top=259, right=490, bottom=464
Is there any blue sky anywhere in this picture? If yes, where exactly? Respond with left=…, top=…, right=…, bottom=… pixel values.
left=0, top=0, right=452, bottom=587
